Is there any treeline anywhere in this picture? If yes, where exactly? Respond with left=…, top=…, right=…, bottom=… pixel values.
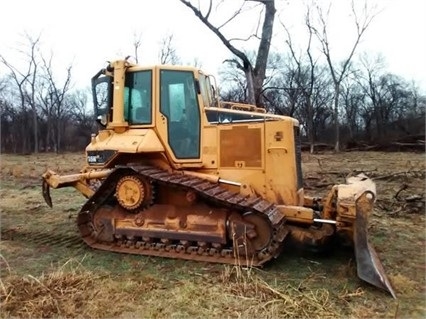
left=181, top=0, right=425, bottom=152
left=0, top=85, right=94, bottom=154
left=0, top=37, right=95, bottom=154
left=220, top=53, right=425, bottom=151
left=1, top=37, right=425, bottom=154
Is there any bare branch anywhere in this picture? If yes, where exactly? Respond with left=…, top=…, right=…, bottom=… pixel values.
left=158, top=33, right=181, bottom=65
left=180, top=0, right=276, bottom=105
left=205, top=0, right=213, bottom=19
left=132, top=31, right=143, bottom=63
left=217, top=2, right=245, bottom=30
left=228, top=33, right=260, bottom=43
left=179, top=0, right=250, bottom=67
left=223, top=58, right=244, bottom=70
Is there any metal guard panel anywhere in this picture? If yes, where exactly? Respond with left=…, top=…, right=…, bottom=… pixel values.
left=87, top=129, right=164, bottom=153
left=219, top=125, right=262, bottom=168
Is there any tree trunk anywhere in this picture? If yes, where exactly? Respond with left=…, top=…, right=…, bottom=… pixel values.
left=32, top=110, right=38, bottom=153
left=307, top=98, right=314, bottom=154
left=56, top=119, right=61, bottom=153
left=334, top=84, right=340, bottom=152
left=244, top=67, right=256, bottom=105
left=179, top=0, right=275, bottom=107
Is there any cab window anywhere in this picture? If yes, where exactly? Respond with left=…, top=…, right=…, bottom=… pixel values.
left=160, top=70, right=201, bottom=159
left=124, top=70, right=152, bottom=124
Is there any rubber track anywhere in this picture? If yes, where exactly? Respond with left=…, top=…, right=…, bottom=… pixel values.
left=77, top=166, right=289, bottom=266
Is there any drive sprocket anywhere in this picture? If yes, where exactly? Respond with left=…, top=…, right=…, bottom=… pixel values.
left=115, top=175, right=153, bottom=211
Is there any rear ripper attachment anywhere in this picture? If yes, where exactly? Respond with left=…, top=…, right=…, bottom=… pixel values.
left=42, top=169, right=112, bottom=207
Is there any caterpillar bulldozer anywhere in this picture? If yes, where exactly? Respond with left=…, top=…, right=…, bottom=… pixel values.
left=41, top=59, right=395, bottom=297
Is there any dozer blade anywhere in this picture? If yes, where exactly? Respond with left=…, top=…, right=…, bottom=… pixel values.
left=42, top=179, right=53, bottom=208
left=354, top=191, right=396, bottom=298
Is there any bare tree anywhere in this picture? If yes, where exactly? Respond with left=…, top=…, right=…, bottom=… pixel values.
left=219, top=62, right=248, bottom=102
left=189, top=57, right=203, bottom=68
left=179, top=0, right=276, bottom=106
left=66, top=88, right=95, bottom=149
left=39, top=54, right=73, bottom=152
left=158, top=33, right=181, bottom=65
left=357, top=54, right=387, bottom=140
left=1, top=34, right=41, bottom=153
left=308, top=0, right=378, bottom=151
left=0, top=77, right=18, bottom=152
left=133, top=31, right=143, bottom=63
left=265, top=65, right=303, bottom=117
left=282, top=6, right=319, bottom=153
left=340, top=76, right=365, bottom=141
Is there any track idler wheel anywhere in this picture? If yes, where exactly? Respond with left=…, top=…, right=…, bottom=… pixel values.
left=115, top=175, right=153, bottom=211
left=228, top=212, right=273, bottom=258
left=242, top=212, right=272, bottom=251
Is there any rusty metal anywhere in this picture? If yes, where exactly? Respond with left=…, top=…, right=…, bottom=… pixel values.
left=42, top=179, right=52, bottom=208
left=114, top=204, right=228, bottom=243
left=287, top=223, right=335, bottom=248
left=242, top=212, right=272, bottom=251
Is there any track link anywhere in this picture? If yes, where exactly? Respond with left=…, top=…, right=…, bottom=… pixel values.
left=77, top=166, right=289, bottom=266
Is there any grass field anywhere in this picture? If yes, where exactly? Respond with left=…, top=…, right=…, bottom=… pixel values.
left=0, top=151, right=425, bottom=318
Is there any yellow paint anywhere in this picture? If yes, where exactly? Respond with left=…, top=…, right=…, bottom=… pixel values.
left=86, top=129, right=164, bottom=153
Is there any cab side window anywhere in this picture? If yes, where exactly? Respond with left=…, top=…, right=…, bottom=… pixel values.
left=124, top=70, right=152, bottom=125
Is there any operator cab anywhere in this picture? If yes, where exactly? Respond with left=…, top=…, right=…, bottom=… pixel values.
left=91, top=62, right=217, bottom=160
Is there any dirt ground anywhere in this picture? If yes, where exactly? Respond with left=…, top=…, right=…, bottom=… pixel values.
left=0, top=151, right=425, bottom=318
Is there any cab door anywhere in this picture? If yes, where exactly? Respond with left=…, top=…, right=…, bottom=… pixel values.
left=158, top=69, right=201, bottom=161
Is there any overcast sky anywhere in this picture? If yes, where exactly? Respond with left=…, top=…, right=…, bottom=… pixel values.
left=1, top=0, right=425, bottom=92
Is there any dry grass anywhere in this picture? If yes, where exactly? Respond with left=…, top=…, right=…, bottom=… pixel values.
left=0, top=258, right=160, bottom=319
left=0, top=261, right=342, bottom=319
left=1, top=269, right=100, bottom=318
left=218, top=265, right=341, bottom=318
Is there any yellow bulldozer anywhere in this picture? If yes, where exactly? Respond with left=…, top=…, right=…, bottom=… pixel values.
left=42, top=59, right=395, bottom=297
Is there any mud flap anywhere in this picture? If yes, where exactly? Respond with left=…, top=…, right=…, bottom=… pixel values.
left=42, top=179, right=53, bottom=208
left=354, top=191, right=396, bottom=298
